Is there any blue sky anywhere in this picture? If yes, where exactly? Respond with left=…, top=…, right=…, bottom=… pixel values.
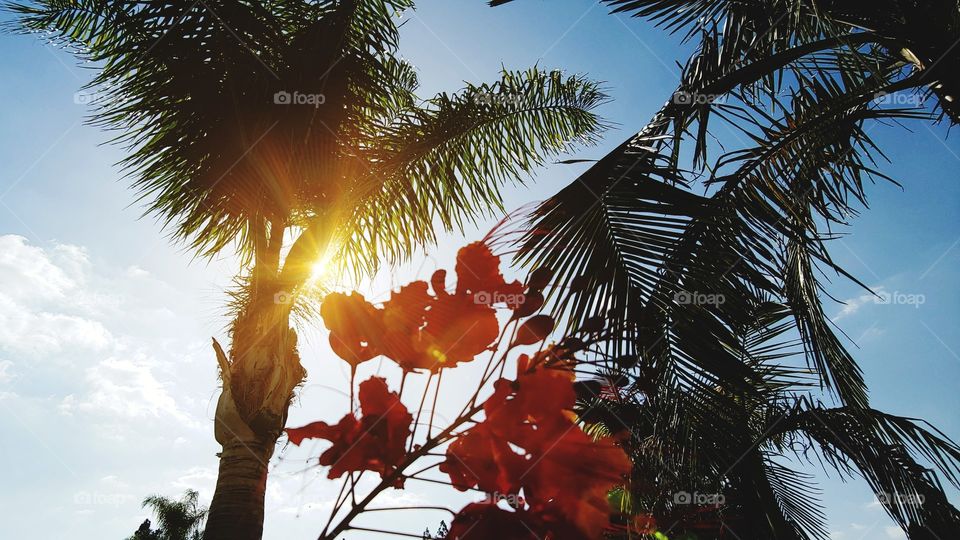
left=0, top=1, right=958, bottom=539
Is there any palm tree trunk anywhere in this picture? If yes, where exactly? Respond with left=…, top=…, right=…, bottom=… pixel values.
left=203, top=300, right=306, bottom=540
left=204, top=439, right=274, bottom=540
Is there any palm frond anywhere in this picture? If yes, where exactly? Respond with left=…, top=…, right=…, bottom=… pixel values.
left=334, top=67, right=608, bottom=277
left=778, top=402, right=960, bottom=536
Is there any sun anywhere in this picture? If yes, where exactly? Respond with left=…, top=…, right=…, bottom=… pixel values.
left=309, top=259, right=328, bottom=283
left=307, top=247, right=338, bottom=286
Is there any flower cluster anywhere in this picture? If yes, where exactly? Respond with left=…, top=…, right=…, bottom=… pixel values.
left=442, top=353, right=632, bottom=539
left=286, top=241, right=634, bottom=539
left=320, top=242, right=524, bottom=372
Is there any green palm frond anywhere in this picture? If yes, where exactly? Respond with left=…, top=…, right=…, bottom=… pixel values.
left=579, top=302, right=960, bottom=539
left=490, top=0, right=960, bottom=122
left=777, top=402, right=960, bottom=536
left=763, top=459, right=827, bottom=539
left=513, top=70, right=924, bottom=408
left=336, top=67, right=608, bottom=276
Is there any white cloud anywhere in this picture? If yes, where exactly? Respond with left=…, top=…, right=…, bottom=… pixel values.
left=275, top=500, right=333, bottom=515
left=74, top=353, right=200, bottom=427
left=58, top=394, right=77, bottom=415
left=0, top=235, right=114, bottom=356
left=833, top=290, right=881, bottom=322
left=856, top=325, right=886, bottom=344
left=100, top=475, right=130, bottom=491
left=0, top=235, right=202, bottom=431
left=0, top=308, right=113, bottom=355
left=0, top=235, right=79, bottom=302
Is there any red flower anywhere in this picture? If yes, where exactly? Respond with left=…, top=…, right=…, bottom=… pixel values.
left=454, top=242, right=524, bottom=304
left=320, top=292, right=383, bottom=367
left=445, top=504, right=537, bottom=539
left=285, top=377, right=412, bottom=482
left=440, top=423, right=526, bottom=495
left=319, top=242, right=513, bottom=372
left=482, top=355, right=577, bottom=446
left=523, top=427, right=632, bottom=536
left=446, top=503, right=587, bottom=540
left=443, top=358, right=631, bottom=538
left=420, top=278, right=499, bottom=369
left=512, top=314, right=555, bottom=346
left=379, top=281, right=433, bottom=371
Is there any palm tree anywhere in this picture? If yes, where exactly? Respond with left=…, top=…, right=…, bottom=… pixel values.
left=486, top=0, right=960, bottom=536
left=490, top=0, right=958, bottom=407
left=131, top=490, right=207, bottom=540
left=579, top=302, right=960, bottom=538
left=6, top=1, right=606, bottom=538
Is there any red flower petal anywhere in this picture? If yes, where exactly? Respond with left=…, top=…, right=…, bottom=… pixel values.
left=320, top=292, right=383, bottom=366
left=525, top=267, right=553, bottom=292
left=421, top=294, right=499, bottom=369
left=440, top=423, right=526, bottom=495
left=285, top=421, right=338, bottom=446
left=446, top=504, right=537, bottom=539
left=380, top=282, right=433, bottom=371
left=284, top=377, right=412, bottom=481
left=455, top=242, right=523, bottom=302
left=442, top=359, right=631, bottom=539
left=447, top=503, right=590, bottom=540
